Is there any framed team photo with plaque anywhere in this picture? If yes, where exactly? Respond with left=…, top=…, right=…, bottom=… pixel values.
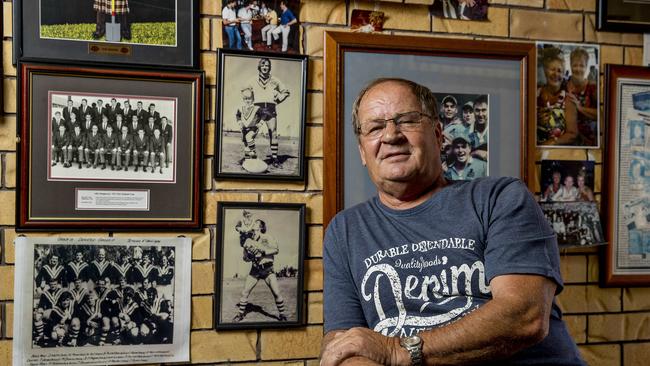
left=13, top=0, right=198, bottom=67
left=215, top=49, right=308, bottom=181
left=16, top=61, right=204, bottom=230
left=215, top=202, right=305, bottom=329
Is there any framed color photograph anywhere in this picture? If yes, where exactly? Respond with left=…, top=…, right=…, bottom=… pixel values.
left=323, top=31, right=537, bottom=225
left=539, top=201, right=605, bottom=248
left=215, top=202, right=305, bottom=329
left=13, top=236, right=191, bottom=365
left=17, top=61, right=204, bottom=230
left=13, top=0, right=198, bottom=67
left=603, top=64, right=650, bottom=286
left=597, top=0, right=650, bottom=33
left=539, top=160, right=596, bottom=202
left=215, top=49, right=307, bottom=180
left=536, top=42, right=600, bottom=148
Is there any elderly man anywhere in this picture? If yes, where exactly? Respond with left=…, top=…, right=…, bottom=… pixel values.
left=320, top=78, right=583, bottom=365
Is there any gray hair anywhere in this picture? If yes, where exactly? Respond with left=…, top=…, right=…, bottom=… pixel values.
left=351, top=78, right=439, bottom=136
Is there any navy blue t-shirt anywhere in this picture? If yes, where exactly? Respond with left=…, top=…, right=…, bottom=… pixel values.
left=324, top=177, right=584, bottom=365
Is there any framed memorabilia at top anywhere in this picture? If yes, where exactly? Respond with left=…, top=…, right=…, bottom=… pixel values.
left=13, top=0, right=198, bottom=67
left=215, top=49, right=308, bottom=181
left=17, top=61, right=204, bottom=230
left=323, top=31, right=537, bottom=226
left=597, top=0, right=650, bottom=33
left=602, top=64, right=650, bottom=286
left=214, top=201, right=305, bottom=329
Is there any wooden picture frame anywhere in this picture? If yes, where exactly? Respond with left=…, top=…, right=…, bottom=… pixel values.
left=323, top=31, right=536, bottom=226
left=214, top=202, right=305, bottom=329
left=13, top=0, right=199, bottom=67
left=597, top=0, right=650, bottom=33
left=17, top=60, right=204, bottom=230
left=602, top=64, right=650, bottom=286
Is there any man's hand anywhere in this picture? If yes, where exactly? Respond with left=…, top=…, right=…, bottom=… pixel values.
left=320, top=327, right=405, bottom=366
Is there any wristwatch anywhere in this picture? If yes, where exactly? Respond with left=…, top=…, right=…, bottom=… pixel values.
left=399, top=335, right=423, bottom=366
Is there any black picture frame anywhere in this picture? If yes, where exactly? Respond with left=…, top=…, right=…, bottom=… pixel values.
left=215, top=201, right=305, bottom=330
left=13, top=0, right=199, bottom=67
left=597, top=0, right=650, bottom=33
left=215, top=49, right=308, bottom=181
left=16, top=60, right=204, bottom=230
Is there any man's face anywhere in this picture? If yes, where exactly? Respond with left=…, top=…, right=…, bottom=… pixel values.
left=452, top=140, right=471, bottom=164
left=552, top=172, right=561, bottom=184
left=242, top=91, right=254, bottom=106
left=137, top=102, right=143, bottom=109
left=259, top=60, right=271, bottom=75
left=443, top=102, right=456, bottom=119
left=86, top=115, right=92, bottom=123
left=50, top=256, right=59, bottom=266
left=107, top=126, right=113, bottom=134
left=70, top=114, right=76, bottom=122
left=92, top=125, right=98, bottom=134
left=82, top=100, right=88, bottom=107
left=149, top=105, right=155, bottom=112
left=98, top=248, right=106, bottom=261
left=577, top=175, right=585, bottom=188
left=102, top=116, right=108, bottom=124
left=55, top=113, right=62, bottom=120
left=148, top=117, right=154, bottom=125
left=76, top=252, right=83, bottom=262
left=564, top=176, right=574, bottom=188
left=59, top=125, right=66, bottom=134
left=474, top=102, right=488, bottom=125
left=98, top=279, right=106, bottom=290
left=111, top=99, right=117, bottom=106
left=133, top=116, right=139, bottom=124
left=139, top=130, right=145, bottom=138
left=462, top=109, right=474, bottom=123
left=122, top=126, right=128, bottom=135
left=154, top=129, right=160, bottom=138
left=162, top=118, right=168, bottom=126
left=356, top=81, right=442, bottom=188
left=67, top=100, right=73, bottom=108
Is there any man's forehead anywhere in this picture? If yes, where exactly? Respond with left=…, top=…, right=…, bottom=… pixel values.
left=359, top=83, right=419, bottom=115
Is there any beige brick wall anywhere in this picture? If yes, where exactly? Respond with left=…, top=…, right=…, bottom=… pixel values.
left=1, top=0, right=650, bottom=365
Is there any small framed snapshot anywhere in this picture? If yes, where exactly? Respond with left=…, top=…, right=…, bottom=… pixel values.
left=597, top=0, right=650, bottom=33
left=539, top=160, right=596, bottom=202
left=539, top=201, right=605, bottom=248
left=13, top=0, right=198, bottom=67
left=536, top=42, right=600, bottom=148
left=215, top=49, right=308, bottom=181
left=429, top=0, right=488, bottom=21
left=603, top=65, right=650, bottom=285
left=215, top=202, right=305, bottom=329
left=17, top=61, right=204, bottom=230
left=12, top=236, right=191, bottom=365
left=350, top=9, right=385, bottom=33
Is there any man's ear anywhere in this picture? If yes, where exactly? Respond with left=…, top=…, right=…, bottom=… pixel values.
left=433, top=120, right=443, bottom=145
left=358, top=143, right=367, bottom=166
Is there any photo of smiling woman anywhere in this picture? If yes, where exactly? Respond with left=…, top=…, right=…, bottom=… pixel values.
left=536, top=42, right=600, bottom=148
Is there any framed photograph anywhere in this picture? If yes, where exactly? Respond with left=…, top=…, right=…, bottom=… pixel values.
left=215, top=202, right=305, bottom=329
left=429, top=0, right=488, bottom=21
left=539, top=160, right=596, bottom=202
left=13, top=236, right=191, bottom=365
left=597, top=0, right=650, bottom=33
left=603, top=64, right=650, bottom=285
left=350, top=9, right=385, bottom=33
left=215, top=49, right=308, bottom=181
left=13, top=0, right=198, bottom=67
left=17, top=61, right=204, bottom=230
left=323, top=31, right=537, bottom=225
left=221, top=0, right=301, bottom=54
left=539, top=201, right=605, bottom=248
left=536, top=42, right=600, bottom=148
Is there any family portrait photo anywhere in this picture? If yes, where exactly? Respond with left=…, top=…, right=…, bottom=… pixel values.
left=433, top=92, right=489, bottom=181
left=540, top=201, right=605, bottom=247
left=216, top=50, right=307, bottom=180
left=536, top=42, right=600, bottom=148
left=48, top=93, right=177, bottom=183
left=216, top=203, right=305, bottom=329
left=539, top=160, right=596, bottom=202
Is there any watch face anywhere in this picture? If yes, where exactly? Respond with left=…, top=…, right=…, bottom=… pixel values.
left=402, top=335, right=421, bottom=347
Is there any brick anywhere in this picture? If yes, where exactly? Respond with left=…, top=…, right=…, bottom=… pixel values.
left=594, top=164, right=601, bottom=192
left=491, top=0, right=543, bottom=6
left=260, top=326, right=323, bottom=359
left=353, top=2, right=430, bottom=32
left=308, top=58, right=323, bottom=91
left=204, top=157, right=213, bottom=190
left=307, top=292, right=323, bottom=324
left=557, top=285, right=587, bottom=313
left=547, top=0, right=596, bottom=11
left=3, top=1, right=12, bottom=38
left=212, top=19, right=223, bottom=50
left=4, top=78, right=16, bottom=114
left=510, top=9, right=582, bottom=42
left=589, top=312, right=650, bottom=342
left=299, top=0, right=346, bottom=25
left=204, top=121, right=214, bottom=156
left=560, top=255, right=587, bottom=283
left=0, top=266, right=14, bottom=300
left=305, top=25, right=346, bottom=57
left=600, top=45, right=624, bottom=71
left=209, top=86, right=217, bottom=121
left=624, top=343, right=650, bottom=366
left=3, top=40, right=16, bottom=77
left=536, top=148, right=589, bottom=161
left=307, top=159, right=323, bottom=192
left=587, top=285, right=621, bottom=312
left=588, top=150, right=602, bottom=164
left=191, top=296, right=213, bottom=329
left=190, top=330, right=257, bottom=363
left=563, top=315, right=586, bottom=343
left=305, top=259, right=323, bottom=291
left=0, top=191, right=14, bottom=225
left=587, top=254, right=599, bottom=282
left=624, top=288, right=650, bottom=311
left=215, top=179, right=305, bottom=191
left=201, top=52, right=217, bottom=86
left=307, top=225, right=323, bottom=258
left=308, top=92, right=323, bottom=124
left=624, top=47, right=643, bottom=66
left=434, top=7, right=508, bottom=37
left=200, top=18, right=211, bottom=51
left=260, top=193, right=323, bottom=224
left=0, top=340, right=11, bottom=366
left=4, top=152, right=16, bottom=188
left=405, top=0, right=433, bottom=4
left=585, top=15, right=643, bottom=46
left=579, top=344, right=620, bottom=366
left=204, top=192, right=258, bottom=225
left=307, top=126, right=323, bottom=158
left=5, top=302, right=12, bottom=338
left=201, top=0, right=220, bottom=16
left=192, top=261, right=215, bottom=295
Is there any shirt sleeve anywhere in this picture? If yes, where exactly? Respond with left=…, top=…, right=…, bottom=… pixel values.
left=323, top=217, right=368, bottom=333
left=483, top=179, right=564, bottom=294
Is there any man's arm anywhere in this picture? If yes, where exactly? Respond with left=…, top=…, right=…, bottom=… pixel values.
left=320, top=273, right=556, bottom=366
